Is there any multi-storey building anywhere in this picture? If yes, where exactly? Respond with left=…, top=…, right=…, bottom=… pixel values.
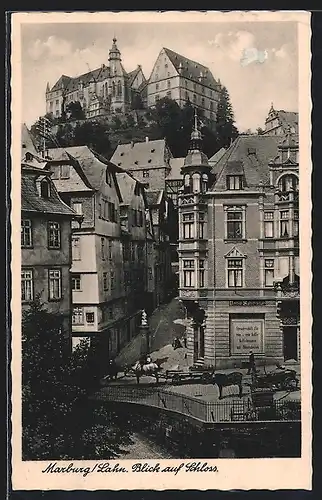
left=262, top=103, right=298, bottom=136
left=178, top=111, right=299, bottom=368
left=111, top=138, right=173, bottom=192
left=116, top=171, right=156, bottom=315
left=46, top=38, right=146, bottom=119
left=21, top=162, right=78, bottom=351
left=147, top=47, right=221, bottom=126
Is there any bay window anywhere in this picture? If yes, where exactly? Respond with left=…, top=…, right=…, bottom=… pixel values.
left=182, top=213, right=194, bottom=239
left=183, top=260, right=195, bottom=287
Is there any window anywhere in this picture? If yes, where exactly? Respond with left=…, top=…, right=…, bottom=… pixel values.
left=227, top=175, right=243, bottom=190
left=106, top=171, right=112, bottom=186
left=227, top=259, right=243, bottom=288
left=101, top=237, right=106, bottom=260
left=51, top=166, right=60, bottom=179
left=185, top=91, right=189, bottom=100
left=166, top=91, right=172, bottom=98
left=264, top=211, right=274, bottom=238
left=280, top=210, right=290, bottom=238
left=21, top=219, right=32, bottom=247
left=193, top=94, right=196, bottom=103
left=48, top=222, right=61, bottom=248
left=72, top=307, right=84, bottom=325
left=138, top=211, right=143, bottom=227
left=86, top=312, right=95, bottom=324
left=72, top=237, right=81, bottom=260
left=108, top=240, right=113, bottom=260
left=56, top=99, right=59, bottom=106
left=198, top=213, right=205, bottom=239
left=199, top=260, right=205, bottom=288
left=278, top=174, right=299, bottom=192
left=143, top=170, right=150, bottom=178
left=264, top=259, right=274, bottom=287
left=155, top=94, right=160, bottom=102
left=103, top=272, right=109, bottom=291
left=71, top=274, right=81, bottom=291
left=72, top=202, right=83, bottom=215
left=210, top=101, right=213, bottom=110
left=123, top=242, right=130, bottom=261
left=294, top=210, right=299, bottom=237
left=40, top=179, right=50, bottom=198
left=226, top=209, right=244, bottom=239
left=183, top=213, right=194, bottom=239
left=156, top=83, right=159, bottom=91
left=48, top=269, right=62, bottom=300
left=201, top=97, right=205, bottom=107
left=110, top=270, right=115, bottom=289
left=167, top=80, right=171, bottom=88
left=60, top=164, right=70, bottom=179
left=21, top=269, right=33, bottom=301
left=108, top=202, right=116, bottom=222
left=183, top=260, right=195, bottom=287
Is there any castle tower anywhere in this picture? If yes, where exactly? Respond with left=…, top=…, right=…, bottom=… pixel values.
left=108, top=37, right=127, bottom=113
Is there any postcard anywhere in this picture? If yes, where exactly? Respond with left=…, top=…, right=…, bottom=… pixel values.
left=10, top=10, right=312, bottom=491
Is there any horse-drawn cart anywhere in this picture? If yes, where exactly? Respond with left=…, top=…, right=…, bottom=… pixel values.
left=251, top=367, right=299, bottom=392
left=163, top=369, right=213, bottom=385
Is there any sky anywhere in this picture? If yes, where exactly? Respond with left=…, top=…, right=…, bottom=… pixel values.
left=20, top=20, right=298, bottom=132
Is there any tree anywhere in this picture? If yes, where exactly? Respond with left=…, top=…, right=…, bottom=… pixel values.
left=22, top=299, right=134, bottom=460
left=215, top=85, right=239, bottom=149
left=66, top=101, right=85, bottom=121
left=257, top=127, right=264, bottom=135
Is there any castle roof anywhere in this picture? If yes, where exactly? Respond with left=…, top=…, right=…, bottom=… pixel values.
left=163, top=47, right=219, bottom=89
left=21, top=123, right=38, bottom=158
left=212, top=134, right=282, bottom=190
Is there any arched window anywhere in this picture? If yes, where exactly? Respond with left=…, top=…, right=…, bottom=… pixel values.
left=112, top=82, right=116, bottom=97
left=192, top=173, right=201, bottom=193
left=117, top=80, right=122, bottom=96
left=278, top=174, right=299, bottom=192
left=184, top=174, right=190, bottom=187
left=40, top=179, right=50, bottom=198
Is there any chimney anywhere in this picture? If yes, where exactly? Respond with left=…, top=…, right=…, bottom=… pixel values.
left=145, top=137, right=149, bottom=143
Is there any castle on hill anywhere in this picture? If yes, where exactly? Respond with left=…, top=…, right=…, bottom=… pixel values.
left=45, top=38, right=222, bottom=125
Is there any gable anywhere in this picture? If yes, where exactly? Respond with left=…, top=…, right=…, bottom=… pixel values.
left=149, top=49, right=178, bottom=83
left=224, top=246, right=247, bottom=259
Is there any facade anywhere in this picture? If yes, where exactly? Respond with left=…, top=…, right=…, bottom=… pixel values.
left=116, top=171, right=157, bottom=314
left=178, top=112, right=299, bottom=368
left=110, top=138, right=173, bottom=192
left=166, top=157, right=185, bottom=207
left=145, top=190, right=177, bottom=305
left=21, top=163, right=78, bottom=351
left=262, top=103, right=298, bottom=136
left=46, top=38, right=146, bottom=119
left=147, top=47, right=221, bottom=126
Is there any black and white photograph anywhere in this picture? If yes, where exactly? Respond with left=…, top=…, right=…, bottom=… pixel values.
left=10, top=10, right=312, bottom=491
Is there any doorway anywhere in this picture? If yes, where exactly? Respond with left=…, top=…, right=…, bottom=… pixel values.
left=283, top=326, right=298, bottom=361
left=193, top=325, right=205, bottom=362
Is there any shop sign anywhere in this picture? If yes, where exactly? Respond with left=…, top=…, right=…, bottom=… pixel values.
left=229, top=300, right=266, bottom=307
left=230, top=318, right=264, bottom=355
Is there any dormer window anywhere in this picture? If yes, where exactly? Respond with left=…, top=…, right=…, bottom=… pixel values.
left=227, top=175, right=243, bottom=190
left=40, top=179, right=50, bottom=198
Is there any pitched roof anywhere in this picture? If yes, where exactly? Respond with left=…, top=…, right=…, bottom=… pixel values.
left=21, top=166, right=76, bottom=216
left=116, top=172, right=137, bottom=205
left=127, top=66, right=143, bottom=86
left=163, top=47, right=219, bottom=89
left=50, top=75, right=72, bottom=92
left=21, top=123, right=38, bottom=158
left=168, top=158, right=185, bottom=180
left=110, top=139, right=170, bottom=170
left=47, top=146, right=108, bottom=190
left=208, top=147, right=227, bottom=165
left=212, top=135, right=282, bottom=190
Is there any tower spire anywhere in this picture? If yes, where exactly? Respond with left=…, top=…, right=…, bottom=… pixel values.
left=189, top=107, right=202, bottom=151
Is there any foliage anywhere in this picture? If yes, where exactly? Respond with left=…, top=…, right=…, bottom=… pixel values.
left=30, top=88, right=239, bottom=160
left=257, top=127, right=264, bottom=135
left=65, top=101, right=86, bottom=121
left=22, top=299, right=134, bottom=460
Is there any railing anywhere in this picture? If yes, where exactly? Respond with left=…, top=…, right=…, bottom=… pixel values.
left=93, top=386, right=301, bottom=424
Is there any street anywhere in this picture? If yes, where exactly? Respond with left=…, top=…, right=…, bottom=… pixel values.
left=117, top=432, right=175, bottom=459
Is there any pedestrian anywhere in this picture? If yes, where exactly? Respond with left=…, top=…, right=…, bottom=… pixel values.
left=247, top=350, right=256, bottom=375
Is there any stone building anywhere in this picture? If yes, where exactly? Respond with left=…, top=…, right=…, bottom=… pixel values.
left=46, top=38, right=146, bottom=119
left=21, top=163, right=79, bottom=351
left=110, top=138, right=173, bottom=192
left=178, top=111, right=299, bottom=368
left=262, top=103, right=298, bottom=136
left=147, top=47, right=221, bottom=126
left=43, top=145, right=154, bottom=360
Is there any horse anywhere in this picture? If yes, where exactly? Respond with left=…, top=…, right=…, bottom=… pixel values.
left=213, top=372, right=243, bottom=399
left=132, top=361, right=162, bottom=384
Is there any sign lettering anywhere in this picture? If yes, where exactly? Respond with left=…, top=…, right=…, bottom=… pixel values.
left=230, top=319, right=264, bottom=355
